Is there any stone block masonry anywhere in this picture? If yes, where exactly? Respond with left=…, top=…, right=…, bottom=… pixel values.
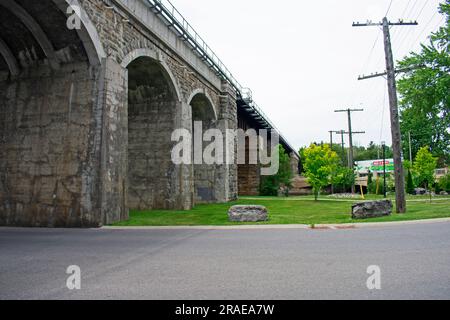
left=0, top=0, right=238, bottom=227
left=0, top=61, right=101, bottom=227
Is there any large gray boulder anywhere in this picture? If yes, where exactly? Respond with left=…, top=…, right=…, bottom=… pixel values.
left=352, top=200, right=393, bottom=219
left=228, top=205, right=268, bottom=222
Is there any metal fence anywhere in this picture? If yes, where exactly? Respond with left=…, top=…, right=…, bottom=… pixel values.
left=143, top=0, right=296, bottom=153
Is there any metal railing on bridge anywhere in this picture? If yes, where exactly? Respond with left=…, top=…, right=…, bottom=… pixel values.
left=144, top=0, right=297, bottom=155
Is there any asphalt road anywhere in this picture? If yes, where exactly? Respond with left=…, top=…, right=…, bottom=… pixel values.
left=1, top=222, right=450, bottom=300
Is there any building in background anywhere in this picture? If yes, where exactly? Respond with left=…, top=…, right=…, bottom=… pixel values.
left=435, top=167, right=449, bottom=182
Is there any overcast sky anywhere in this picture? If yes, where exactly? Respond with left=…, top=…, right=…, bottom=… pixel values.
left=170, top=0, right=446, bottom=150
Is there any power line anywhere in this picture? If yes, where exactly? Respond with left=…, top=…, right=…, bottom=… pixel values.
left=379, top=84, right=388, bottom=144
left=392, top=0, right=418, bottom=45
left=393, top=0, right=420, bottom=47
left=406, top=0, right=420, bottom=18
left=409, top=10, right=439, bottom=49
left=385, top=0, right=394, bottom=17
left=353, top=0, right=401, bottom=108
left=415, top=0, right=431, bottom=21
left=395, top=0, right=432, bottom=51
left=432, top=15, right=446, bottom=33
left=401, top=0, right=414, bottom=17
left=396, top=1, right=443, bottom=55
left=359, top=31, right=382, bottom=76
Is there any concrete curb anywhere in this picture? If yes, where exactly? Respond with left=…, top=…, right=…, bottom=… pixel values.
left=315, top=217, right=450, bottom=229
left=102, top=217, right=450, bottom=231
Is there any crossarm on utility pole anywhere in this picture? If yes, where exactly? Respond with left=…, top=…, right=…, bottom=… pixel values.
left=352, top=20, right=418, bottom=27
left=334, top=109, right=365, bottom=194
left=358, top=65, right=425, bottom=81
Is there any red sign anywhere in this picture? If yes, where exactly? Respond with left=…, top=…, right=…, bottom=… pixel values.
left=373, top=160, right=390, bottom=166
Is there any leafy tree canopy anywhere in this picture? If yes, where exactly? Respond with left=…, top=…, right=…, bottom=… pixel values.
left=413, top=146, right=438, bottom=188
left=303, top=144, right=339, bottom=200
left=397, top=1, right=450, bottom=165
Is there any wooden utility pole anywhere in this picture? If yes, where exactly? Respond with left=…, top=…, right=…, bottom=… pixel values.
left=328, top=130, right=337, bottom=194
left=328, top=131, right=334, bottom=149
left=335, top=109, right=364, bottom=194
left=408, top=131, right=413, bottom=163
left=383, top=17, right=406, bottom=213
left=334, top=130, right=364, bottom=166
left=335, top=130, right=346, bottom=162
left=353, top=18, right=417, bottom=213
left=382, top=141, right=387, bottom=198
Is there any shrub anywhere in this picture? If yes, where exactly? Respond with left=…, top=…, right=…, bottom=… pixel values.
left=406, top=170, right=415, bottom=194
left=333, top=167, right=356, bottom=193
left=260, top=176, right=279, bottom=196
left=259, top=145, right=293, bottom=196
left=435, top=182, right=442, bottom=194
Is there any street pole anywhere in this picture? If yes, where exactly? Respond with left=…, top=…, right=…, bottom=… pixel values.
left=336, top=130, right=346, bottom=165
left=382, top=141, right=387, bottom=198
left=382, top=17, right=406, bottom=213
left=353, top=18, right=417, bottom=213
left=347, top=110, right=353, bottom=170
left=335, top=109, right=364, bottom=194
left=329, top=131, right=335, bottom=194
left=409, top=131, right=413, bottom=163
left=329, top=131, right=334, bottom=149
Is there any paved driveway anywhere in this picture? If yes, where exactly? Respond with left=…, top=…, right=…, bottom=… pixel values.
left=1, top=222, right=449, bottom=299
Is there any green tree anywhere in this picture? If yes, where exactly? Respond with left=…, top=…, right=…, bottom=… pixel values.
left=353, top=143, right=393, bottom=162
left=302, top=143, right=394, bottom=170
left=260, top=145, right=293, bottom=196
left=397, top=1, right=450, bottom=165
left=303, top=144, right=339, bottom=200
left=298, top=147, right=306, bottom=174
left=332, top=166, right=356, bottom=193
left=403, top=160, right=413, bottom=171
left=413, top=146, right=438, bottom=190
left=406, top=169, right=415, bottom=195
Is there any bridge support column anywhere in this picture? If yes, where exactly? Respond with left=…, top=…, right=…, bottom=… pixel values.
left=215, top=82, right=238, bottom=202
left=178, top=101, right=195, bottom=210
left=97, top=58, right=129, bottom=226
left=238, top=157, right=262, bottom=196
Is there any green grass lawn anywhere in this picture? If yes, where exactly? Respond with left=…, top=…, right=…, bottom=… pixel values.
left=112, top=195, right=450, bottom=227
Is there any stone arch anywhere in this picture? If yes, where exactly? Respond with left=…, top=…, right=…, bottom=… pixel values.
left=0, top=0, right=105, bottom=72
left=0, top=0, right=106, bottom=227
left=124, top=53, right=187, bottom=211
left=2, top=0, right=59, bottom=69
left=121, top=48, right=182, bottom=102
left=189, top=90, right=221, bottom=204
left=52, top=0, right=106, bottom=66
left=188, top=89, right=218, bottom=121
left=0, top=37, right=19, bottom=76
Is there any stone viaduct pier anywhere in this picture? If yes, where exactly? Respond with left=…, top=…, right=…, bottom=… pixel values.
left=0, top=0, right=298, bottom=227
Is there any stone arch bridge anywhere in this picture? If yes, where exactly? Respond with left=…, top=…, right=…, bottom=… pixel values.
left=0, top=0, right=299, bottom=227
